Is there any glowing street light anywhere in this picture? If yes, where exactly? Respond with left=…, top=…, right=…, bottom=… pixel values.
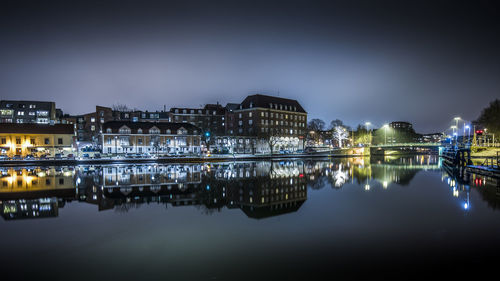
left=382, top=124, right=389, bottom=145
left=364, top=122, right=372, bottom=145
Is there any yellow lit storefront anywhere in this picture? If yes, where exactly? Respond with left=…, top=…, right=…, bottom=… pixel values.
left=0, top=124, right=75, bottom=157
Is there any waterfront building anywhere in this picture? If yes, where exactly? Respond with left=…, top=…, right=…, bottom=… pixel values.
left=101, top=121, right=201, bottom=155
left=0, top=100, right=58, bottom=124
left=226, top=94, right=307, bottom=152
left=169, top=103, right=226, bottom=136
left=0, top=123, right=75, bottom=157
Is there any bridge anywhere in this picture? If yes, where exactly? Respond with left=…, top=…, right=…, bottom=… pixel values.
left=371, top=143, right=441, bottom=148
left=370, top=143, right=441, bottom=156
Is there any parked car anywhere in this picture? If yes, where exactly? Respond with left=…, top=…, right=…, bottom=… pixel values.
left=38, top=155, right=48, bottom=160
left=55, top=153, right=63, bottom=159
left=304, top=147, right=316, bottom=153
left=12, top=155, right=22, bottom=160
left=82, top=153, right=90, bottom=159
left=24, top=154, right=35, bottom=160
left=93, top=153, right=101, bottom=159
left=67, top=154, right=75, bottom=159
left=0, top=155, right=9, bottom=160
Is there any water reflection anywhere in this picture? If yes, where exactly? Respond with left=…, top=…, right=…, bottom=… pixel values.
left=1, top=155, right=499, bottom=221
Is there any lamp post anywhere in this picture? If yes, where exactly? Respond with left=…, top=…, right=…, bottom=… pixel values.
left=365, top=122, right=371, bottom=146
left=465, top=125, right=470, bottom=145
left=454, top=117, right=461, bottom=144
left=450, top=125, right=457, bottom=147
left=76, top=141, right=80, bottom=159
left=383, top=124, right=389, bottom=145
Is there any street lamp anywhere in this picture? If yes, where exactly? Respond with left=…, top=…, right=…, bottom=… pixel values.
left=383, top=124, right=389, bottom=145
left=114, top=136, right=118, bottom=158
left=465, top=125, right=470, bottom=145
left=76, top=141, right=80, bottom=158
left=365, top=122, right=371, bottom=145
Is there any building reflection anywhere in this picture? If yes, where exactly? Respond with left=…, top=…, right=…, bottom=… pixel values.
left=1, top=157, right=498, bottom=220
left=0, top=167, right=76, bottom=220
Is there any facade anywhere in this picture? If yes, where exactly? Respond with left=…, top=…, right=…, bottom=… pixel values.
left=0, top=123, right=75, bottom=157
left=0, top=100, right=57, bottom=124
left=101, top=121, right=201, bottom=155
left=227, top=94, right=307, bottom=152
left=169, top=104, right=226, bottom=135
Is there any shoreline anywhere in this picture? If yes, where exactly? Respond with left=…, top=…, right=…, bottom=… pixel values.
left=0, top=152, right=442, bottom=166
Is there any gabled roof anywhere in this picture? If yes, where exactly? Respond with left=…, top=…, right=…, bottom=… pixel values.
left=0, top=124, right=74, bottom=134
left=102, top=121, right=201, bottom=135
left=239, top=94, right=306, bottom=113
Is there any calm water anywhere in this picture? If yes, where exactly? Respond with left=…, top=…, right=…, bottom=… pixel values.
left=1, top=155, right=499, bottom=280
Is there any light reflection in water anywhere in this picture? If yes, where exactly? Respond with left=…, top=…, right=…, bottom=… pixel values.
left=0, top=154, right=498, bottom=220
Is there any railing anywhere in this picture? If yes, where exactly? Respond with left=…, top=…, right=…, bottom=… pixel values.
left=372, top=143, right=441, bottom=148
left=480, top=152, right=500, bottom=169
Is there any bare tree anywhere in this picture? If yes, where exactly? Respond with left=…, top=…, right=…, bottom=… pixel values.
left=308, top=118, right=326, bottom=131
left=112, top=103, right=130, bottom=112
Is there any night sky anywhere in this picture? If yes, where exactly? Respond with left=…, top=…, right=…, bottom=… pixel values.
left=1, top=0, right=499, bottom=133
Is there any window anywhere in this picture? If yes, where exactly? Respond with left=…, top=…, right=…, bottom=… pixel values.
left=149, top=127, right=160, bottom=134
left=30, top=139, right=35, bottom=145
left=37, top=111, right=48, bottom=117
left=17, top=111, right=24, bottom=116
left=1, top=138, right=5, bottom=144
left=58, top=138, right=63, bottom=145
left=119, top=127, right=131, bottom=134
left=106, top=128, right=112, bottom=133
left=29, top=111, right=35, bottom=116
left=16, top=138, right=21, bottom=145
left=138, top=138, right=143, bottom=145
left=137, top=128, right=143, bottom=134
left=166, top=129, right=171, bottom=134
left=90, top=117, right=95, bottom=122
left=91, top=125, right=95, bottom=131
left=249, top=120, right=253, bottom=125
left=45, top=138, right=50, bottom=145
left=249, top=112, right=252, bottom=117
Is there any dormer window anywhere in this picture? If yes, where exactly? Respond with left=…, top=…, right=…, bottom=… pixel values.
left=149, top=127, right=160, bottom=134
left=106, top=128, right=112, bottom=133
left=137, top=128, right=143, bottom=134
left=166, top=129, right=172, bottom=134
left=119, top=126, right=131, bottom=134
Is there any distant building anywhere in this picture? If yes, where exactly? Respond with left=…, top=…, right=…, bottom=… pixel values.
left=0, top=123, right=75, bottom=157
left=419, top=132, right=444, bottom=143
left=0, top=100, right=57, bottom=124
left=101, top=121, right=201, bottom=155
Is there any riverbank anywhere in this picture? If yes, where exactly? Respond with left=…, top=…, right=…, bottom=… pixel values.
left=0, top=152, right=369, bottom=166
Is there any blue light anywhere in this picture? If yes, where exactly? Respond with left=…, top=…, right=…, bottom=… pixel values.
left=206, top=185, right=210, bottom=190
left=205, top=132, right=210, bottom=137
left=463, top=203, right=469, bottom=210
